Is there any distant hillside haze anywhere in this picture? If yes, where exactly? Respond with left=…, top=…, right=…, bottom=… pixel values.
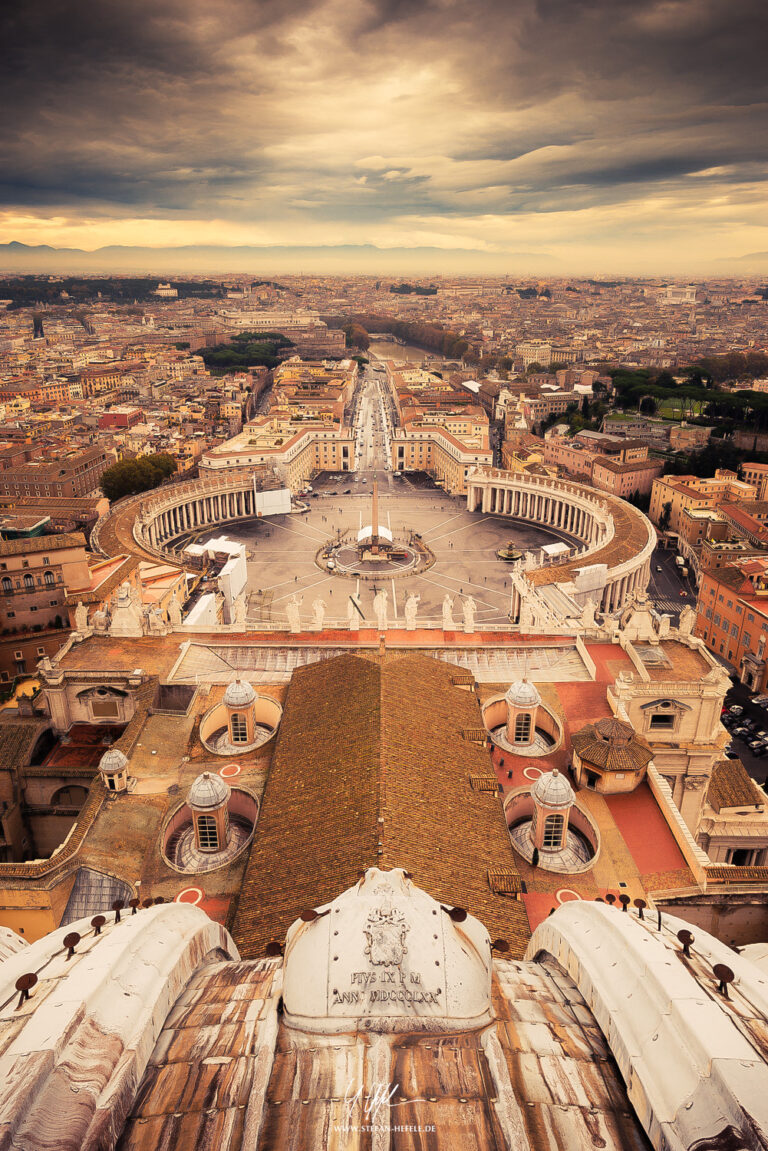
left=0, top=241, right=555, bottom=275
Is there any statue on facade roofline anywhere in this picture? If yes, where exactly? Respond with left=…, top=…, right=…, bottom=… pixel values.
left=678, top=604, right=696, bottom=636
left=233, top=595, right=247, bottom=629
left=373, top=588, right=388, bottom=630
left=286, top=594, right=302, bottom=633
left=580, top=599, right=596, bottom=630
left=404, top=593, right=420, bottom=631
left=347, top=594, right=360, bottom=631
left=312, top=597, right=326, bottom=629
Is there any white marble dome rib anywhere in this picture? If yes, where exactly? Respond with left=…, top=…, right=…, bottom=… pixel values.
left=282, top=866, right=493, bottom=1033
left=505, top=678, right=541, bottom=708
left=531, top=768, right=574, bottom=809
left=98, top=748, right=129, bottom=775
left=223, top=679, right=256, bottom=708
left=188, top=771, right=230, bottom=810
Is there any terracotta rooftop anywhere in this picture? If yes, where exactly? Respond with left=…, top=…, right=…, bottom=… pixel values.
left=233, top=652, right=529, bottom=959
left=0, top=531, right=86, bottom=556
left=707, top=758, right=765, bottom=813
left=571, top=716, right=653, bottom=773
left=647, top=640, right=712, bottom=681
left=530, top=497, right=652, bottom=587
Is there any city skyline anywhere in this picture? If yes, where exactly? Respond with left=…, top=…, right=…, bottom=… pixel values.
left=1, top=0, right=768, bottom=273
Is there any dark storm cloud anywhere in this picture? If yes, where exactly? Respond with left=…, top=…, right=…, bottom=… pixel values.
left=0, top=0, right=766, bottom=255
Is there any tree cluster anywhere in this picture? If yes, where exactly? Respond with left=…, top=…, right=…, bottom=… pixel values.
left=100, top=453, right=177, bottom=502
left=388, top=283, right=437, bottom=296
left=322, top=314, right=470, bottom=359
left=343, top=323, right=370, bottom=350
left=664, top=439, right=758, bottom=479
left=201, top=331, right=294, bottom=373
left=1, top=276, right=225, bottom=309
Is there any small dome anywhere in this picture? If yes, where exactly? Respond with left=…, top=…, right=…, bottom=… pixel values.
left=594, top=716, right=634, bottom=747
left=188, top=771, right=230, bottom=810
left=571, top=716, right=653, bottom=773
left=532, top=768, right=574, bottom=809
left=98, top=748, right=129, bottom=775
left=223, top=679, right=256, bottom=708
left=505, top=678, right=541, bottom=709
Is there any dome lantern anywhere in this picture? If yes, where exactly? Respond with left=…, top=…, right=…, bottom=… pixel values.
left=505, top=678, right=541, bottom=746
left=222, top=679, right=257, bottom=746
left=531, top=769, right=574, bottom=853
left=187, top=771, right=231, bottom=853
left=98, top=748, right=129, bottom=793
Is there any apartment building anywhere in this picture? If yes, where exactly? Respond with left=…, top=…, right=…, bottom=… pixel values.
left=591, top=456, right=665, bottom=498
left=515, top=340, right=552, bottom=368
left=0, top=446, right=114, bottom=500
left=391, top=423, right=492, bottom=494
left=695, top=557, right=768, bottom=692
left=200, top=416, right=354, bottom=491
left=0, top=533, right=91, bottom=679
left=520, top=390, right=575, bottom=427
left=741, top=462, right=768, bottom=500
left=668, top=422, right=712, bottom=452
left=649, top=470, right=756, bottom=534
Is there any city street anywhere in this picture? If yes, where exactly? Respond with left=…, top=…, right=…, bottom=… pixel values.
left=723, top=678, right=768, bottom=787
left=646, top=545, right=692, bottom=620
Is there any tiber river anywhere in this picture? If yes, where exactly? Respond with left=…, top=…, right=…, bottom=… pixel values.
left=368, top=339, right=432, bottom=363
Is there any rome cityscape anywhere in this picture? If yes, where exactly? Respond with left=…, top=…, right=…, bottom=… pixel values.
left=2, top=2, right=768, bottom=1149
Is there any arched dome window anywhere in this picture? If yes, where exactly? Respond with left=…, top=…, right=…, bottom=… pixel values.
left=196, top=814, right=219, bottom=852
left=23, top=574, right=33, bottom=589
left=44, top=570, right=54, bottom=586
left=1, top=577, right=11, bottom=593
left=505, top=678, right=540, bottom=747
left=188, top=772, right=231, bottom=855
left=230, top=713, right=248, bottom=743
left=543, top=813, right=565, bottom=850
left=514, top=713, right=532, bottom=743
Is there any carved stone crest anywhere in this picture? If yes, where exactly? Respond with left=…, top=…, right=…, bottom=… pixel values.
left=364, top=904, right=409, bottom=967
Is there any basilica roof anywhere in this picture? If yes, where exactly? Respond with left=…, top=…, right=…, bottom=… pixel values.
left=233, top=652, right=530, bottom=960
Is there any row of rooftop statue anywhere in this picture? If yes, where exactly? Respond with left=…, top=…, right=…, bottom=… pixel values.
left=70, top=577, right=699, bottom=639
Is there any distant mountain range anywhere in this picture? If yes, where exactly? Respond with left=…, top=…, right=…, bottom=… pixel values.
left=0, top=240, right=554, bottom=275
left=717, top=251, right=768, bottom=267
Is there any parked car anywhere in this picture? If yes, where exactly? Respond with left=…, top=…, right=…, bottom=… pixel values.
left=729, top=705, right=744, bottom=715
left=733, top=726, right=750, bottom=738
left=753, top=694, right=768, bottom=705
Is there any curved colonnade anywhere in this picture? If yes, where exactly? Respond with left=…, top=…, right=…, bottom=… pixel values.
left=92, top=467, right=656, bottom=621
left=467, top=466, right=656, bottom=613
left=92, top=473, right=268, bottom=565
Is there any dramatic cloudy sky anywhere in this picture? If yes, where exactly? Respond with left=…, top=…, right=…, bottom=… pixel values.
left=1, top=0, right=767, bottom=271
